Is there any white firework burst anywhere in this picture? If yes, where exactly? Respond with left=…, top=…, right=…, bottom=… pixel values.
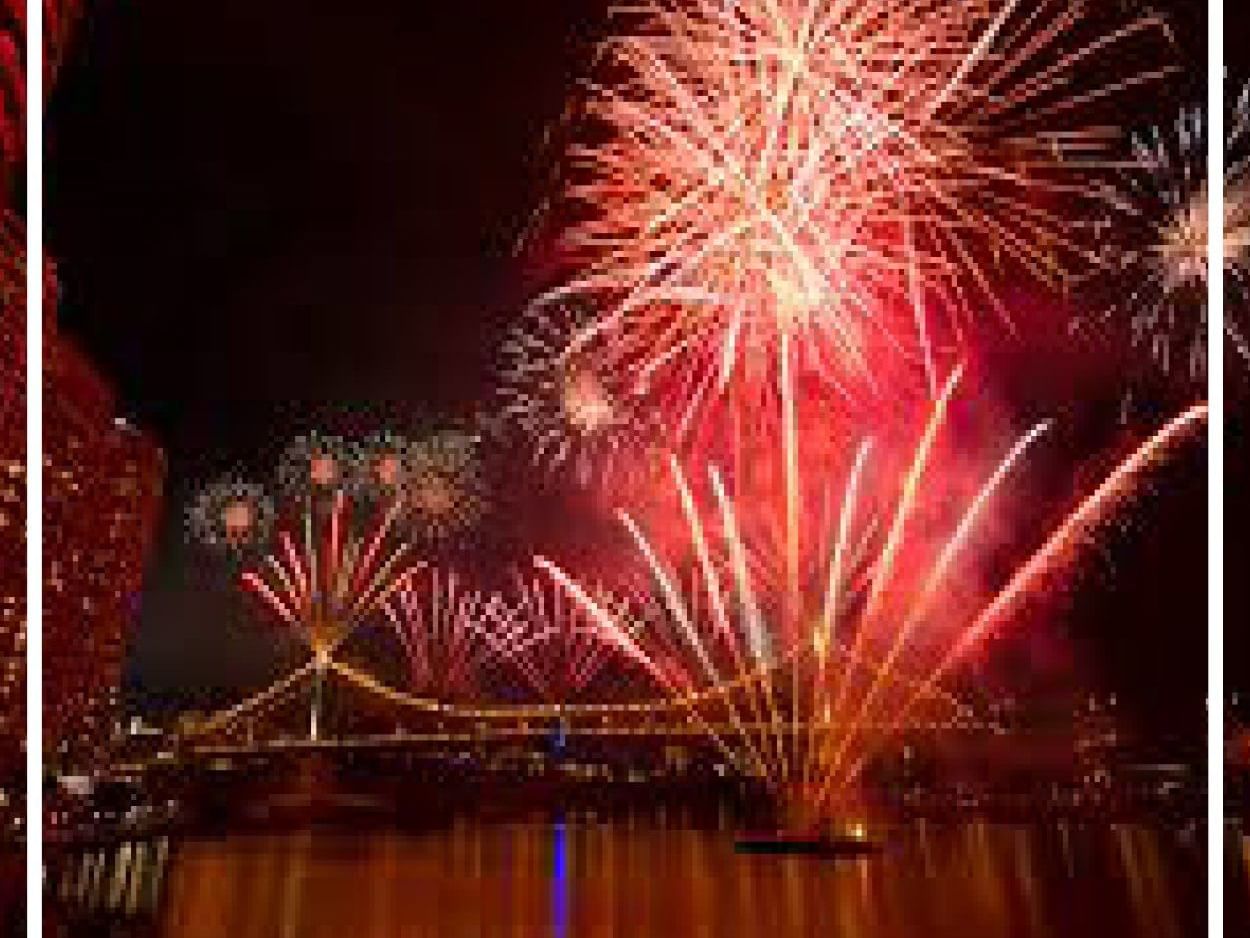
left=499, top=301, right=661, bottom=488
left=1108, top=88, right=1250, bottom=382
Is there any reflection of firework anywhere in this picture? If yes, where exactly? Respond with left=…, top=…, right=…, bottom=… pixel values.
left=1106, top=91, right=1250, bottom=381
left=278, top=432, right=356, bottom=498
left=499, top=301, right=659, bottom=487
left=241, top=490, right=418, bottom=657
left=538, top=370, right=1205, bottom=823
left=187, top=480, right=273, bottom=552
left=543, top=0, right=1173, bottom=428
left=405, top=429, right=488, bottom=542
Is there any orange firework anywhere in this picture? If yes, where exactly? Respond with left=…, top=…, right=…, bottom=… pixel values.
left=241, top=489, right=418, bottom=660
left=537, top=366, right=1206, bottom=824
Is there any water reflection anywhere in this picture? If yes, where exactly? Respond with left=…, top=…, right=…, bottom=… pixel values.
left=48, top=817, right=1204, bottom=938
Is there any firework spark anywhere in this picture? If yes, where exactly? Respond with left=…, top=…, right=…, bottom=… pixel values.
left=357, top=431, right=417, bottom=500
left=1229, top=82, right=1250, bottom=338
left=498, top=301, right=661, bottom=488
left=540, top=0, right=1174, bottom=430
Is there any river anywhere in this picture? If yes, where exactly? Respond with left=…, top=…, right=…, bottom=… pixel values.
left=48, top=813, right=1208, bottom=938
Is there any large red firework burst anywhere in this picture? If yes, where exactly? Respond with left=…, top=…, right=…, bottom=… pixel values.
left=539, top=0, right=1174, bottom=435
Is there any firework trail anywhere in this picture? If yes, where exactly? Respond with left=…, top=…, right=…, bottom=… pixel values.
left=798, top=400, right=1207, bottom=808
left=382, top=566, right=497, bottom=702
left=1093, top=87, right=1250, bottom=383
left=807, top=400, right=1209, bottom=802
left=239, top=489, right=418, bottom=659
left=539, top=0, right=1174, bottom=432
left=498, top=300, right=662, bottom=488
left=538, top=367, right=1052, bottom=820
left=912, top=402, right=1207, bottom=701
left=542, top=362, right=1205, bottom=825
left=381, top=566, right=643, bottom=704
left=474, top=570, right=637, bottom=703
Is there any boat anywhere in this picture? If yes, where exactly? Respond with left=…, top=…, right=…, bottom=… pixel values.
left=734, top=828, right=882, bottom=857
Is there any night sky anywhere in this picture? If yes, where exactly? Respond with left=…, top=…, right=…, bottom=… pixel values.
left=43, top=2, right=1228, bottom=733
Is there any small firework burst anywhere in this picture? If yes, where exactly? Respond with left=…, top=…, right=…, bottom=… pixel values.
left=187, top=480, right=274, bottom=553
left=1105, top=88, right=1250, bottom=383
left=404, top=428, right=488, bottom=542
left=357, top=430, right=417, bottom=501
left=277, top=432, right=356, bottom=499
left=499, top=301, right=660, bottom=487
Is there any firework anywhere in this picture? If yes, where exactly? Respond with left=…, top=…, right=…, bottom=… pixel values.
left=381, top=564, right=646, bottom=704
left=192, top=435, right=424, bottom=740
left=186, top=480, right=273, bottom=553
left=357, top=431, right=418, bottom=500
left=278, top=432, right=357, bottom=499
left=382, top=567, right=495, bottom=702
left=240, top=489, right=418, bottom=659
left=1100, top=88, right=1250, bottom=382
left=404, top=428, right=488, bottom=542
left=498, top=300, right=661, bottom=488
left=476, top=570, right=641, bottom=703
left=1229, top=83, right=1250, bottom=330
left=540, top=0, right=1174, bottom=430
left=538, top=368, right=1204, bottom=823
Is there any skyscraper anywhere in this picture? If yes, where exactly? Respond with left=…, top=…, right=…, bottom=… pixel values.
left=43, top=307, right=164, bottom=769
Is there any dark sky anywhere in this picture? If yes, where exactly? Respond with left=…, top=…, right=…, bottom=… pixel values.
left=44, top=1, right=1223, bottom=730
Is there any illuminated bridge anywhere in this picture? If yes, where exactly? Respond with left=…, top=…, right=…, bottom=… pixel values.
left=104, top=651, right=1006, bottom=778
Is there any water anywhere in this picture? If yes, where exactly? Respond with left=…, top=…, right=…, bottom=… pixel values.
left=49, top=817, right=1206, bottom=938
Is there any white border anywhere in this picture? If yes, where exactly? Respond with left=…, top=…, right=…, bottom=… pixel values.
left=1208, top=3, right=1225, bottom=937
left=26, top=0, right=43, bottom=933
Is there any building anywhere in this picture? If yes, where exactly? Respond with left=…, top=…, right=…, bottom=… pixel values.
left=43, top=307, right=165, bottom=770
left=0, top=0, right=24, bottom=823
left=0, top=218, right=21, bottom=808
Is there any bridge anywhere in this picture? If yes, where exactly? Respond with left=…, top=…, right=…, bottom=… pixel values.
left=95, top=648, right=1010, bottom=797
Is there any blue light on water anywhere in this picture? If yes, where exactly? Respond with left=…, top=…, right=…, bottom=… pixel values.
left=552, top=821, right=569, bottom=938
